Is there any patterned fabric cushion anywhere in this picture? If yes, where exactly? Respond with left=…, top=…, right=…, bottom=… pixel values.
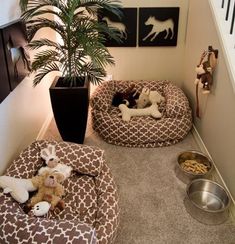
left=91, top=80, right=192, bottom=148
left=5, top=141, right=104, bottom=177
left=1, top=140, right=119, bottom=244
left=0, top=193, right=96, bottom=244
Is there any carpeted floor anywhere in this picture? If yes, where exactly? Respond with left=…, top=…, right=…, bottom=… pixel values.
left=43, top=115, right=235, bottom=244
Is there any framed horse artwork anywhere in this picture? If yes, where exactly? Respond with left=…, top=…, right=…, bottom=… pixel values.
left=98, top=8, right=137, bottom=47
left=139, top=7, right=180, bottom=47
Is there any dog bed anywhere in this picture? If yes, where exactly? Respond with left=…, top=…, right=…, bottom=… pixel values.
left=91, top=80, right=192, bottom=147
left=0, top=140, right=119, bottom=244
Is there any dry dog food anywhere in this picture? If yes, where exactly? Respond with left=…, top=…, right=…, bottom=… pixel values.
left=181, top=159, right=208, bottom=174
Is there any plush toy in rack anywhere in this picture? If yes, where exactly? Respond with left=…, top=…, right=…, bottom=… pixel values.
left=112, top=84, right=140, bottom=108
left=28, top=169, right=65, bottom=211
left=136, top=87, right=165, bottom=108
left=39, top=144, right=72, bottom=179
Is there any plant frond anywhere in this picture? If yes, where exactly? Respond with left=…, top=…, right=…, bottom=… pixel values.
left=20, top=0, right=65, bottom=18
left=20, top=0, right=123, bottom=86
left=33, top=62, right=60, bottom=86
left=80, top=0, right=122, bottom=19
left=28, top=39, right=63, bottom=50
left=84, top=63, right=107, bottom=85
left=26, top=18, right=65, bottom=41
left=31, top=50, right=61, bottom=71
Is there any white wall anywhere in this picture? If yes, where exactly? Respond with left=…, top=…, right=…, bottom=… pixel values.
left=106, top=0, right=189, bottom=86
left=0, top=0, right=21, bottom=25
left=0, top=0, right=53, bottom=174
left=183, top=0, right=235, bottom=199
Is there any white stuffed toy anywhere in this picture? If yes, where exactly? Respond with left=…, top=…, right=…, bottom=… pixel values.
left=119, top=103, right=162, bottom=122
left=137, top=87, right=165, bottom=109
left=0, top=176, right=37, bottom=203
left=32, top=201, right=51, bottom=217
left=39, top=144, right=72, bottom=179
left=40, top=144, right=59, bottom=168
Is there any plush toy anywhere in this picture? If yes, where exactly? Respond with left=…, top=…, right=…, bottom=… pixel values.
left=0, top=176, right=37, bottom=203
left=119, top=103, right=162, bottom=122
left=29, top=170, right=65, bottom=210
left=32, top=201, right=51, bottom=217
left=40, top=144, right=59, bottom=168
left=112, top=84, right=140, bottom=108
left=194, top=46, right=218, bottom=118
left=39, top=144, right=72, bottom=179
left=195, top=46, right=218, bottom=94
left=195, top=58, right=213, bottom=94
left=137, top=87, right=165, bottom=108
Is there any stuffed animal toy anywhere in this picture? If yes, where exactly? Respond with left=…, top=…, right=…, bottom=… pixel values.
left=137, top=87, right=165, bottom=108
left=0, top=176, right=37, bottom=203
left=119, top=103, right=162, bottom=122
left=40, top=144, right=58, bottom=168
left=195, top=59, right=213, bottom=94
left=32, top=201, right=51, bottom=217
left=194, top=46, right=218, bottom=118
left=39, top=144, right=72, bottom=179
left=29, top=170, right=65, bottom=210
left=195, top=46, right=218, bottom=94
left=112, top=84, right=140, bottom=108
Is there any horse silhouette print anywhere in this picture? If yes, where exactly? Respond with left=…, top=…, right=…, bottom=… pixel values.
left=7, top=38, right=31, bottom=78
left=142, top=16, right=174, bottom=42
left=102, top=17, right=127, bottom=40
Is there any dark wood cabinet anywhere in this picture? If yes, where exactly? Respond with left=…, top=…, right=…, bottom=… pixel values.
left=0, top=19, right=30, bottom=103
left=0, top=32, right=11, bottom=103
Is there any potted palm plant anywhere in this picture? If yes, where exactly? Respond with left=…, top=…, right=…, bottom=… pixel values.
left=20, top=0, right=122, bottom=143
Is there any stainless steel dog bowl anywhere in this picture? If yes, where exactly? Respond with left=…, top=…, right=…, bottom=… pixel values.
left=184, top=179, right=230, bottom=225
left=175, top=150, right=213, bottom=184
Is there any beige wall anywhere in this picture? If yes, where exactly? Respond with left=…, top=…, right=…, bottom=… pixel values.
left=106, top=0, right=189, bottom=85
left=183, top=0, right=235, bottom=199
left=0, top=0, right=54, bottom=174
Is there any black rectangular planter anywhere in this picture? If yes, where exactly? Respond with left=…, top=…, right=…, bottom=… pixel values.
left=49, top=76, right=90, bottom=144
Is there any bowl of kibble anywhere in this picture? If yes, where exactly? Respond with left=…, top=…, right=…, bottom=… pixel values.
left=176, top=150, right=213, bottom=184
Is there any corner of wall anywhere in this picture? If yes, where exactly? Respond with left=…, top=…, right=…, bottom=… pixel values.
left=36, top=112, right=53, bottom=140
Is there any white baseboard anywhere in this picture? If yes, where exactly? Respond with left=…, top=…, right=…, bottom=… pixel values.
left=36, top=112, right=53, bottom=140
left=191, top=125, right=235, bottom=222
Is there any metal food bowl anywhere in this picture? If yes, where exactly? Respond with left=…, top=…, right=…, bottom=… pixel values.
left=175, top=150, right=213, bottom=184
left=184, top=179, right=230, bottom=225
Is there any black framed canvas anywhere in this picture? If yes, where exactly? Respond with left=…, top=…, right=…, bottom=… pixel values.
left=98, top=8, right=137, bottom=47
left=139, top=7, right=179, bottom=47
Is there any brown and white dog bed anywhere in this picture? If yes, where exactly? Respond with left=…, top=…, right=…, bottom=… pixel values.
left=91, top=80, right=192, bottom=147
left=0, top=140, right=119, bottom=244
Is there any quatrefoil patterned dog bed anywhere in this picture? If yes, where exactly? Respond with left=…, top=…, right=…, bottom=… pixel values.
left=0, top=140, right=119, bottom=244
left=91, top=80, right=192, bottom=147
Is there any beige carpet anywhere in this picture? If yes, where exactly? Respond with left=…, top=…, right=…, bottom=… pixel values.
left=43, top=115, right=235, bottom=244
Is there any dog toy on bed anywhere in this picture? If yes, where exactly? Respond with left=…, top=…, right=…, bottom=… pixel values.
left=31, top=201, right=51, bottom=217
left=118, top=103, right=162, bottom=122
left=28, top=169, right=65, bottom=211
left=0, top=176, right=37, bottom=203
left=39, top=144, right=72, bottom=179
left=137, top=87, right=165, bottom=108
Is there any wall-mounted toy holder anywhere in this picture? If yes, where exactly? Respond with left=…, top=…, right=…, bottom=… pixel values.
left=194, top=46, right=218, bottom=118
